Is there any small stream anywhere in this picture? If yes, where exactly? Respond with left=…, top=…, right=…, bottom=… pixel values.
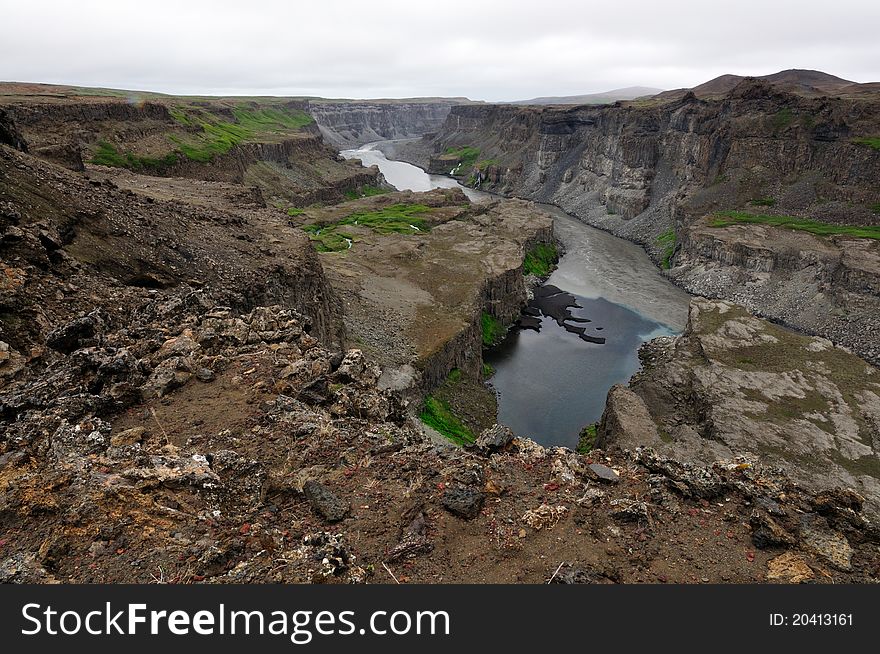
left=342, top=141, right=690, bottom=449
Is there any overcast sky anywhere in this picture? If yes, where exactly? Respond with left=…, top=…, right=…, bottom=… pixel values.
left=1, top=0, right=878, bottom=101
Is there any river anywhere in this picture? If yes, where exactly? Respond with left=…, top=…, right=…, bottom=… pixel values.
left=342, top=141, right=690, bottom=449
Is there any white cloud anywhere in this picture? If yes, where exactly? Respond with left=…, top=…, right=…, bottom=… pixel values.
left=0, top=0, right=877, bottom=100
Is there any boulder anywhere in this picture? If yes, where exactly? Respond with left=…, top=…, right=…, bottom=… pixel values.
left=303, top=480, right=350, bottom=523
left=596, top=385, right=659, bottom=450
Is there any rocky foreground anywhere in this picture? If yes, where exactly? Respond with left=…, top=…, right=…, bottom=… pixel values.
left=2, top=290, right=879, bottom=584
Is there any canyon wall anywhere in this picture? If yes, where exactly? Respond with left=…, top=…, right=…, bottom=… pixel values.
left=396, top=80, right=880, bottom=362
left=308, top=100, right=462, bottom=148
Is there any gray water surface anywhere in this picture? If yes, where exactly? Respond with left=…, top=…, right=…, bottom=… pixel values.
left=343, top=142, right=690, bottom=449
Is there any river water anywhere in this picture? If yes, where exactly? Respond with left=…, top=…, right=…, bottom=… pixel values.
left=342, top=141, right=690, bottom=449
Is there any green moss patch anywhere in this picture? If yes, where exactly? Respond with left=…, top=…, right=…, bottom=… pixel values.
left=481, top=312, right=505, bottom=347
left=749, top=197, right=776, bottom=207
left=852, top=136, right=880, bottom=151
left=420, top=396, right=475, bottom=445
left=91, top=140, right=178, bottom=171
left=709, top=211, right=880, bottom=240
left=656, top=228, right=676, bottom=269
left=576, top=424, right=597, bottom=454
left=523, top=242, right=558, bottom=276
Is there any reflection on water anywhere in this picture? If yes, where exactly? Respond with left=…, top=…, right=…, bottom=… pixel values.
left=486, top=294, right=675, bottom=449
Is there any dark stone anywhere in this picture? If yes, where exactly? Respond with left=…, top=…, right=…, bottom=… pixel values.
left=303, top=480, right=349, bottom=523
left=441, top=486, right=485, bottom=519
left=46, top=314, right=100, bottom=354
left=749, top=510, right=795, bottom=549
left=588, top=463, right=620, bottom=484
left=195, top=368, right=215, bottom=382
left=473, top=424, right=515, bottom=453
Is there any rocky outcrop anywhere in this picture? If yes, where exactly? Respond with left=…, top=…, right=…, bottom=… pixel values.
left=308, top=100, right=461, bottom=148
left=0, top=108, right=27, bottom=151
left=671, top=219, right=880, bottom=365
left=295, top=190, right=555, bottom=394
left=604, top=297, right=880, bottom=516
left=0, top=143, right=343, bottom=364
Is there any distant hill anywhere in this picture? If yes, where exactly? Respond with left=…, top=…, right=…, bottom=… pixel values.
left=655, top=69, right=873, bottom=101
left=512, top=86, right=664, bottom=105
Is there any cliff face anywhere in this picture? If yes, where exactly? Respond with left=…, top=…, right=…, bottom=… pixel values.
left=0, top=95, right=379, bottom=205
left=397, top=80, right=880, bottom=361
left=308, top=101, right=458, bottom=148
left=408, top=82, right=879, bottom=246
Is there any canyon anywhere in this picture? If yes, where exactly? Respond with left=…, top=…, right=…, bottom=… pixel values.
left=0, top=76, right=879, bottom=584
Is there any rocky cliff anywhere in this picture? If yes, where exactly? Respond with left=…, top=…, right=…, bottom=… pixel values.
left=599, top=297, right=880, bottom=519
left=394, top=79, right=880, bottom=362
left=0, top=91, right=380, bottom=205
left=308, top=100, right=462, bottom=148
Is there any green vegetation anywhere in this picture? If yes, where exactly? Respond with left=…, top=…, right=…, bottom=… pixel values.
left=446, top=368, right=462, bottom=384
left=481, top=362, right=495, bottom=378
left=576, top=424, right=597, bottom=454
left=91, top=140, right=178, bottom=171
left=287, top=207, right=305, bottom=216
left=344, top=184, right=389, bottom=200
left=709, top=211, right=880, bottom=240
left=419, top=396, right=475, bottom=445
left=749, top=197, right=776, bottom=207
left=481, top=312, right=505, bottom=347
left=302, top=203, right=432, bottom=252
left=446, top=145, right=480, bottom=170
left=170, top=106, right=313, bottom=163
left=656, top=228, right=676, bottom=269
left=852, top=136, right=880, bottom=151
left=302, top=224, right=356, bottom=252
left=522, top=242, right=558, bottom=277
left=771, top=108, right=794, bottom=131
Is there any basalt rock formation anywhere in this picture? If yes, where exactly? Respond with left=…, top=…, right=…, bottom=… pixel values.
left=308, top=99, right=468, bottom=149
left=393, top=75, right=880, bottom=364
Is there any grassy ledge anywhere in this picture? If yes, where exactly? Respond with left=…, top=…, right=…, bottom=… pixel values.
left=522, top=242, right=558, bottom=276
left=419, top=396, right=475, bottom=445
left=302, top=203, right=431, bottom=252
left=577, top=424, right=598, bottom=454
left=656, top=228, right=676, bottom=269
left=446, top=145, right=480, bottom=173
left=710, top=211, right=880, bottom=240
left=91, top=140, right=178, bottom=171
left=169, top=106, right=313, bottom=163
left=481, top=312, right=505, bottom=347
left=344, top=185, right=389, bottom=200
